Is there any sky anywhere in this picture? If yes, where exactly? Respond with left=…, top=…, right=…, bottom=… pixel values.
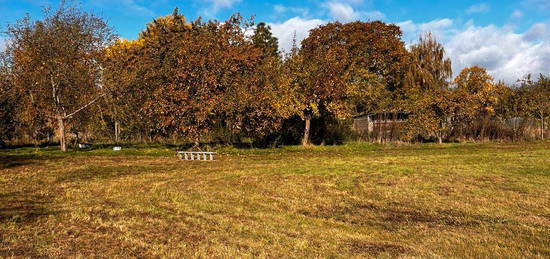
left=0, top=0, right=549, bottom=83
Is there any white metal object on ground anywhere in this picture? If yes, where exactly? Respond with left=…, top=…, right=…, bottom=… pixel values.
left=78, top=143, right=92, bottom=149
left=177, top=151, right=216, bottom=161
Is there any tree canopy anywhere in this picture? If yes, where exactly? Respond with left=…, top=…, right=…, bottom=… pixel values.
left=0, top=6, right=548, bottom=149
left=4, top=4, right=115, bottom=150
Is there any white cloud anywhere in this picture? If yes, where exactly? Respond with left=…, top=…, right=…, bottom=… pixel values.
left=397, top=18, right=454, bottom=43
left=0, top=37, right=7, bottom=52
left=511, top=10, right=523, bottom=20
left=274, top=4, right=286, bottom=13
left=323, top=1, right=385, bottom=22
left=269, top=17, right=325, bottom=53
left=338, top=0, right=365, bottom=4
left=324, top=1, right=361, bottom=22
left=272, top=5, right=310, bottom=17
left=204, top=0, right=239, bottom=10
left=364, top=10, right=386, bottom=21
left=199, top=0, right=241, bottom=17
left=402, top=20, right=550, bottom=83
left=398, top=18, right=550, bottom=83
left=269, top=13, right=549, bottom=84
left=524, top=23, right=549, bottom=41
left=466, top=3, right=491, bottom=14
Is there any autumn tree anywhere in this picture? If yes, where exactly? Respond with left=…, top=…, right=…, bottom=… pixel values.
left=406, top=33, right=452, bottom=91
left=101, top=38, right=147, bottom=143
left=226, top=23, right=297, bottom=144
left=130, top=10, right=294, bottom=146
left=141, top=12, right=244, bottom=144
left=298, top=21, right=408, bottom=145
left=454, top=66, right=502, bottom=140
left=520, top=74, right=550, bottom=140
left=0, top=53, right=16, bottom=146
left=0, top=50, right=52, bottom=147
left=405, top=32, right=454, bottom=143
left=5, top=5, right=115, bottom=151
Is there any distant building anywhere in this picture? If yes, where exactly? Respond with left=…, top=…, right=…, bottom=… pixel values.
left=352, top=112, right=408, bottom=140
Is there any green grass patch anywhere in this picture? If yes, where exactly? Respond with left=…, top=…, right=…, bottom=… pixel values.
left=1, top=141, right=549, bottom=257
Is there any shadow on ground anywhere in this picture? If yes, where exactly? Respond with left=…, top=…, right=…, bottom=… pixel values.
left=0, top=155, right=60, bottom=170
left=55, top=165, right=156, bottom=183
left=0, top=191, right=58, bottom=223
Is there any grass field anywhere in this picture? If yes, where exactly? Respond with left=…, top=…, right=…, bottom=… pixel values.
left=1, top=142, right=549, bottom=258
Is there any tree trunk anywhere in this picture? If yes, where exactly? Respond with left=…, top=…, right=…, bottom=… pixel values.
left=366, top=116, right=371, bottom=142
left=114, top=121, right=120, bottom=144
left=302, top=116, right=311, bottom=146
left=479, top=115, right=489, bottom=141
left=377, top=115, right=382, bottom=144
left=57, top=117, right=67, bottom=152
left=541, top=116, right=545, bottom=140
left=390, top=112, right=396, bottom=141
left=383, top=113, right=388, bottom=143
left=437, top=135, right=443, bottom=144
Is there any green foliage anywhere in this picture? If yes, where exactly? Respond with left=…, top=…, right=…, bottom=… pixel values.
left=251, top=22, right=279, bottom=58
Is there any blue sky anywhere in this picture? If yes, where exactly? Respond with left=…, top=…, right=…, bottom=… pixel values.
left=1, top=0, right=549, bottom=82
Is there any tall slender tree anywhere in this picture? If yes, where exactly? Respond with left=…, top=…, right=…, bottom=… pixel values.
left=102, top=38, right=146, bottom=143
left=405, top=32, right=454, bottom=143
left=406, top=32, right=452, bottom=91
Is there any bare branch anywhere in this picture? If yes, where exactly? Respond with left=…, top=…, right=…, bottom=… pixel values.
left=64, top=93, right=105, bottom=119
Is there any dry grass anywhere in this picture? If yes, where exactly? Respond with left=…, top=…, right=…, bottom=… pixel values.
left=1, top=142, right=549, bottom=258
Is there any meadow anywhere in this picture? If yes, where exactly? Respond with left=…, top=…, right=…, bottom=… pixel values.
left=1, top=142, right=549, bottom=258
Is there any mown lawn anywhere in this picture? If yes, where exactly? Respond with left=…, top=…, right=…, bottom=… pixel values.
left=1, top=142, right=549, bottom=258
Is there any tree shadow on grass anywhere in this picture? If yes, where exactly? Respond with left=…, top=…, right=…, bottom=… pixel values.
left=299, top=201, right=511, bottom=230
left=0, top=191, right=58, bottom=223
left=54, top=165, right=155, bottom=183
left=0, top=155, right=61, bottom=170
left=0, top=191, right=59, bottom=258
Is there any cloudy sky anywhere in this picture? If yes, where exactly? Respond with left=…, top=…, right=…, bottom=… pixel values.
left=0, top=0, right=549, bottom=83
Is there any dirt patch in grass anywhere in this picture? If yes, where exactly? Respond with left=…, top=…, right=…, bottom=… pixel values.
left=346, top=239, right=410, bottom=256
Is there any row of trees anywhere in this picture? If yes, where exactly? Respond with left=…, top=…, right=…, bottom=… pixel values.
left=0, top=6, right=548, bottom=150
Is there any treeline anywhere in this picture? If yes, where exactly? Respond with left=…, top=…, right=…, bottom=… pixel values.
left=0, top=6, right=549, bottom=150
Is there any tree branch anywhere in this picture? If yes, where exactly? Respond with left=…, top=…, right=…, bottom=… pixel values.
left=43, top=113, right=58, bottom=119
left=63, top=93, right=105, bottom=119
